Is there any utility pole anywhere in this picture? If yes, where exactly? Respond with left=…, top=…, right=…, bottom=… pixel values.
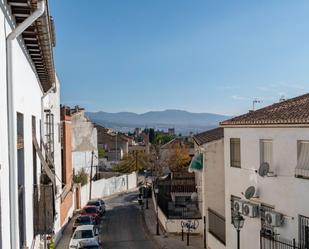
left=89, top=151, right=94, bottom=200
left=115, top=132, right=118, bottom=161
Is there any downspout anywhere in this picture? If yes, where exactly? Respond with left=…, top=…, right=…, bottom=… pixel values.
left=6, top=1, right=46, bottom=249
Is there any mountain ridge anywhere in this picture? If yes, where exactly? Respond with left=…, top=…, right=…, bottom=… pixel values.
left=86, top=109, right=230, bottom=134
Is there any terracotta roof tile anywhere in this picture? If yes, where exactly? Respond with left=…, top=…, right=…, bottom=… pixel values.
left=220, top=93, right=309, bottom=126
left=193, top=127, right=224, bottom=146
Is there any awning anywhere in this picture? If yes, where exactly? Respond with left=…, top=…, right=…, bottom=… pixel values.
left=188, top=153, right=203, bottom=172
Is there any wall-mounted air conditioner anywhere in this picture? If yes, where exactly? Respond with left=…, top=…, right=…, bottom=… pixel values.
left=233, top=200, right=243, bottom=213
left=242, top=202, right=259, bottom=218
left=265, top=211, right=284, bottom=227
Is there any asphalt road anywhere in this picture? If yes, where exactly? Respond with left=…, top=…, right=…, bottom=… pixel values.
left=101, top=192, right=157, bottom=249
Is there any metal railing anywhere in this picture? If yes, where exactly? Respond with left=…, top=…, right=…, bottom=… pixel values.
left=208, top=208, right=226, bottom=245
left=260, top=231, right=302, bottom=249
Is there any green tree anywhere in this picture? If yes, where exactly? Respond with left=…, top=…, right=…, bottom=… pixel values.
left=154, top=133, right=175, bottom=145
left=113, top=151, right=149, bottom=173
left=98, top=147, right=106, bottom=158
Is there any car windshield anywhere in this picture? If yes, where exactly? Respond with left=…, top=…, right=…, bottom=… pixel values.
left=84, top=207, right=97, bottom=213
left=76, top=216, right=92, bottom=225
left=88, top=201, right=100, bottom=207
left=73, top=229, right=94, bottom=239
left=81, top=246, right=99, bottom=249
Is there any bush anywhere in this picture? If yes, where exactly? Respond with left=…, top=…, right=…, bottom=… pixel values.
left=73, top=168, right=88, bottom=186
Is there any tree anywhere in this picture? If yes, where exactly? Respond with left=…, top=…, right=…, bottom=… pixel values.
left=154, top=133, right=175, bottom=145
left=98, top=147, right=106, bottom=158
left=113, top=151, right=150, bottom=173
left=167, top=143, right=191, bottom=170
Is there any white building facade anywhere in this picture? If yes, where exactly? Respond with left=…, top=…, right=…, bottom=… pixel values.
left=71, top=107, right=98, bottom=174
left=0, top=1, right=60, bottom=248
left=193, top=127, right=226, bottom=249
left=221, top=93, right=309, bottom=249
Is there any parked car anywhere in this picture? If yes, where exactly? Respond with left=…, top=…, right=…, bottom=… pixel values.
left=80, top=206, right=100, bottom=224
left=78, top=239, right=101, bottom=249
left=87, top=200, right=105, bottom=216
left=73, top=215, right=93, bottom=231
left=69, top=225, right=99, bottom=248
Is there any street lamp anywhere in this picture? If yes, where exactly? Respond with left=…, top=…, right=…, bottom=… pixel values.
left=154, top=186, right=160, bottom=235
left=232, top=212, right=245, bottom=249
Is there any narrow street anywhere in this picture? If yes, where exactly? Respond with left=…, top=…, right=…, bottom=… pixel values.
left=101, top=192, right=157, bottom=249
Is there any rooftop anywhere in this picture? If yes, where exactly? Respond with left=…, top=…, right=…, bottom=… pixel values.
left=220, top=93, right=309, bottom=127
left=193, top=127, right=224, bottom=146
left=8, top=0, right=55, bottom=92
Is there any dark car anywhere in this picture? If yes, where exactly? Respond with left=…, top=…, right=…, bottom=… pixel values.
left=80, top=206, right=100, bottom=224
left=87, top=200, right=104, bottom=216
left=78, top=239, right=101, bottom=249
left=73, top=215, right=93, bottom=231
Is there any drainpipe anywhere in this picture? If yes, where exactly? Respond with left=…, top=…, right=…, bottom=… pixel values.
left=6, top=1, right=46, bottom=249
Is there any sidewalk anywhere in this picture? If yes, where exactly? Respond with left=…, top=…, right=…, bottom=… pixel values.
left=142, top=198, right=205, bottom=249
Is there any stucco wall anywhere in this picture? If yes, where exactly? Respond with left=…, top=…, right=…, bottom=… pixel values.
left=0, top=4, right=50, bottom=248
left=195, top=139, right=226, bottom=249
left=80, top=172, right=137, bottom=207
left=72, top=111, right=98, bottom=172
left=224, top=127, right=309, bottom=249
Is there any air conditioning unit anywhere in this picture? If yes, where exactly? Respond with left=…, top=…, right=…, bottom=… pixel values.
left=233, top=200, right=243, bottom=213
left=265, top=211, right=284, bottom=227
left=242, top=202, right=259, bottom=218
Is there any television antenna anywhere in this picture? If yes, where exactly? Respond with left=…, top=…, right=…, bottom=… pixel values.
left=252, top=98, right=261, bottom=111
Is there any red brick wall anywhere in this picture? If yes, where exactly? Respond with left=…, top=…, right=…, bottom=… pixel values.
left=60, top=106, right=74, bottom=226
left=60, top=191, right=73, bottom=226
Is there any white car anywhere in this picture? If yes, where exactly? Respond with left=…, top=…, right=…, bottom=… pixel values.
left=69, top=225, right=99, bottom=248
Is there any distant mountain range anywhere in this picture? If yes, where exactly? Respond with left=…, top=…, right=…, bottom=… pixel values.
left=86, top=109, right=230, bottom=135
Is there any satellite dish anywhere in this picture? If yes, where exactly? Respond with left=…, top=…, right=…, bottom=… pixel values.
left=258, top=162, right=270, bottom=177
left=245, top=186, right=256, bottom=200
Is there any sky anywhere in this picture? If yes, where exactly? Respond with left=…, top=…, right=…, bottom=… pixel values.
left=50, top=0, right=309, bottom=115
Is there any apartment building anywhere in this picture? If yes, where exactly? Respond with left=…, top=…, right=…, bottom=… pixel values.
left=193, top=127, right=226, bottom=249
left=221, top=93, right=309, bottom=249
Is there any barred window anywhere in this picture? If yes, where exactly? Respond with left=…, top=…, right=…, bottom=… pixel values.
left=260, top=140, right=273, bottom=170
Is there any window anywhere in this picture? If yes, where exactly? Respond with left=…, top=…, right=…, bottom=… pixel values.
left=230, top=138, right=241, bottom=167
left=299, top=215, right=309, bottom=248
left=295, top=141, right=309, bottom=179
left=208, top=209, right=226, bottom=245
left=260, top=140, right=273, bottom=170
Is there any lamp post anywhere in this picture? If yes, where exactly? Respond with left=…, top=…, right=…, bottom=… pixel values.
left=154, top=186, right=159, bottom=235
left=232, top=212, right=245, bottom=249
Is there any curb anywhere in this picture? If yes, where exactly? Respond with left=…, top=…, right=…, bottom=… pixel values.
left=140, top=210, right=162, bottom=249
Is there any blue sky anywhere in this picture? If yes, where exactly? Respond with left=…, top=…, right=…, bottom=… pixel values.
left=50, top=0, right=309, bottom=115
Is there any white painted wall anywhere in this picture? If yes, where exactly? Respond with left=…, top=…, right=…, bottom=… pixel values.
left=72, top=111, right=98, bottom=173
left=195, top=139, right=226, bottom=249
left=224, top=127, right=309, bottom=249
left=80, top=172, right=137, bottom=207
left=0, top=3, right=49, bottom=248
